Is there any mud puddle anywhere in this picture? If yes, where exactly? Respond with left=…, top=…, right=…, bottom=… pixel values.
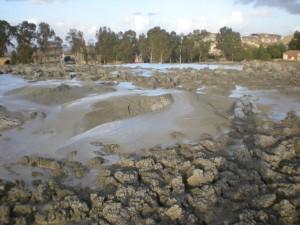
left=229, top=85, right=300, bottom=120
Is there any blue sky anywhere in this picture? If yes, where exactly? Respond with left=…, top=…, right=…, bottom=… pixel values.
left=1, top=0, right=300, bottom=40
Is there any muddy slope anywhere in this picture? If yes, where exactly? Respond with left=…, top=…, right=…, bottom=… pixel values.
left=6, top=84, right=115, bottom=105
left=85, top=94, right=174, bottom=129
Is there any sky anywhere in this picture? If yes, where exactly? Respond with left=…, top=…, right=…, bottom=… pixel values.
left=1, top=0, right=300, bottom=41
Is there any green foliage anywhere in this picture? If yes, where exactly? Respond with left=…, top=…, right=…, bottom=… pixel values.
left=15, top=21, right=37, bottom=63
left=0, top=20, right=293, bottom=65
left=267, top=44, right=286, bottom=58
left=217, top=27, right=242, bottom=61
left=66, top=29, right=86, bottom=56
left=10, top=51, right=18, bottom=65
left=191, top=30, right=211, bottom=62
left=95, top=27, right=118, bottom=63
left=288, top=31, right=300, bottom=50
left=0, top=20, right=15, bottom=57
left=147, top=27, right=172, bottom=63
left=37, top=22, right=55, bottom=51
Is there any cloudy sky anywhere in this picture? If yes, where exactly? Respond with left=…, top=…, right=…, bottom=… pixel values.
left=1, top=0, right=300, bottom=40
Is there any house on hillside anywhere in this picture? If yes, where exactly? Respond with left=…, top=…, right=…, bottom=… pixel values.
left=283, top=50, right=300, bottom=61
left=0, top=57, right=11, bottom=65
left=33, top=42, right=63, bottom=64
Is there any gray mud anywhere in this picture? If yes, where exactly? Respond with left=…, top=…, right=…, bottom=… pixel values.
left=0, top=62, right=299, bottom=225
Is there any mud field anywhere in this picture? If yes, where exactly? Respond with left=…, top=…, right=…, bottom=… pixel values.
left=0, top=62, right=299, bottom=225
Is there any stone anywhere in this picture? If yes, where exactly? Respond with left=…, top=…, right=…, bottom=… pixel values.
left=165, top=205, right=183, bottom=220
left=187, top=169, right=215, bottom=187
left=254, top=135, right=277, bottom=148
left=252, top=194, right=276, bottom=208
left=114, top=170, right=138, bottom=184
left=88, top=157, right=105, bottom=168
left=273, top=200, right=299, bottom=225
left=0, top=206, right=10, bottom=224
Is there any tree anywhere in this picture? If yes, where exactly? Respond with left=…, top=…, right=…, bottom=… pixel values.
left=267, top=44, right=286, bottom=59
left=66, top=29, right=86, bottom=62
left=192, top=30, right=211, bottom=62
left=118, top=30, right=137, bottom=62
left=15, top=21, right=37, bottom=63
left=168, top=31, right=181, bottom=63
left=288, top=31, right=300, bottom=50
left=181, top=34, right=193, bottom=63
left=255, top=45, right=271, bottom=60
left=37, top=22, right=55, bottom=51
left=137, top=34, right=150, bottom=62
left=95, top=27, right=118, bottom=63
left=147, top=27, right=171, bottom=63
left=0, top=20, right=15, bottom=57
left=217, top=27, right=242, bottom=61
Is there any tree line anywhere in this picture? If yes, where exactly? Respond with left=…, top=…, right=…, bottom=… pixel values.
left=1, top=20, right=300, bottom=64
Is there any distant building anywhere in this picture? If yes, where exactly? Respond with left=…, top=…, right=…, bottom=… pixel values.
left=0, top=57, right=10, bottom=65
left=242, top=33, right=282, bottom=47
left=33, top=42, right=63, bottom=64
left=283, top=50, right=300, bottom=61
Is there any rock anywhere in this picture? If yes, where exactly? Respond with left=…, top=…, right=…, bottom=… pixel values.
left=7, top=187, right=31, bottom=203
left=252, top=194, right=276, bottom=208
left=135, top=158, right=156, bottom=170
left=233, top=96, right=259, bottom=120
left=165, top=205, right=183, bottom=221
left=187, top=169, right=215, bottom=187
left=60, top=195, right=89, bottom=221
left=170, top=176, right=185, bottom=194
left=16, top=156, right=67, bottom=177
left=88, top=157, right=105, bottom=168
left=273, top=200, right=299, bottom=225
left=0, top=206, right=10, bottom=224
left=254, top=135, right=277, bottom=148
left=13, top=204, right=34, bottom=216
left=66, top=161, right=88, bottom=178
left=113, top=170, right=138, bottom=184
left=102, top=202, right=130, bottom=224
left=188, top=185, right=217, bottom=213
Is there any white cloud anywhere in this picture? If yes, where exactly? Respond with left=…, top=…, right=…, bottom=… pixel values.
left=27, top=17, right=39, bottom=24
left=230, top=11, right=244, bottom=25
left=126, top=15, right=150, bottom=33
left=174, top=17, right=209, bottom=34
left=294, top=26, right=300, bottom=31
left=220, top=11, right=245, bottom=28
left=247, top=9, right=273, bottom=17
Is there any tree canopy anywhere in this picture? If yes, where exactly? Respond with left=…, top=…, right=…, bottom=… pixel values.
left=289, top=31, right=300, bottom=50
left=0, top=20, right=290, bottom=64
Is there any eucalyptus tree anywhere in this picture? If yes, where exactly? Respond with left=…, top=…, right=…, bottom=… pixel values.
left=289, top=31, right=300, bottom=50
left=137, top=34, right=150, bottom=62
left=181, top=33, right=194, bottom=63
left=192, top=29, right=211, bottom=62
left=66, top=29, right=86, bottom=62
left=95, top=27, right=118, bottom=63
left=0, top=20, right=15, bottom=57
left=117, top=30, right=137, bottom=62
left=147, top=27, right=171, bottom=63
left=37, top=22, right=55, bottom=51
left=216, top=27, right=242, bottom=61
left=15, top=21, right=37, bottom=63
